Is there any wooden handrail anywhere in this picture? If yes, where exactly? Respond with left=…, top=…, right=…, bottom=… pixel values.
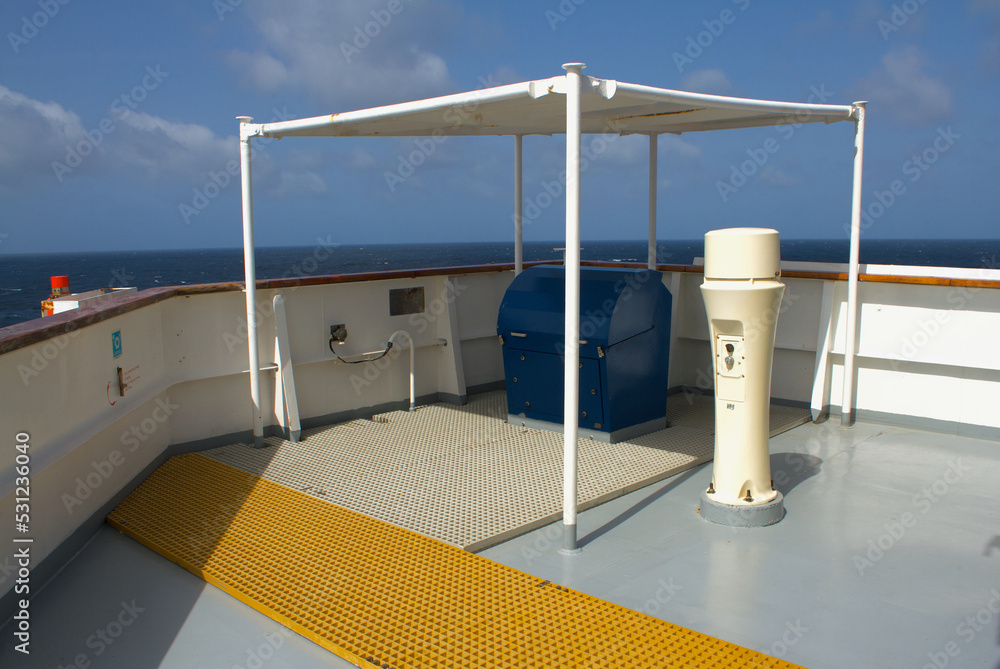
left=3, top=259, right=998, bottom=355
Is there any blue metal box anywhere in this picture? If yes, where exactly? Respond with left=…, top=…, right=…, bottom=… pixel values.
left=497, top=265, right=671, bottom=442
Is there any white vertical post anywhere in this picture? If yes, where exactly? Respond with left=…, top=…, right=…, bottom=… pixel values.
left=648, top=134, right=658, bottom=270
left=273, top=294, right=301, bottom=442
left=561, top=62, right=585, bottom=554
left=238, top=116, right=264, bottom=448
left=841, top=101, right=867, bottom=428
left=514, top=134, right=524, bottom=275
left=388, top=330, right=415, bottom=411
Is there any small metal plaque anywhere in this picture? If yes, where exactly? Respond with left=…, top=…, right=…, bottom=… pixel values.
left=389, top=287, right=425, bottom=316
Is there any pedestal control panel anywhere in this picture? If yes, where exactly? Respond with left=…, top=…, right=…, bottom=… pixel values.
left=715, top=334, right=745, bottom=402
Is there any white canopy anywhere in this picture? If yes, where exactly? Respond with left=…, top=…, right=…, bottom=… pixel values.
left=254, top=74, right=854, bottom=139
left=237, top=64, right=867, bottom=553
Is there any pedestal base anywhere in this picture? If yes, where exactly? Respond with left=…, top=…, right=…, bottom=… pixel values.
left=699, top=489, right=784, bottom=527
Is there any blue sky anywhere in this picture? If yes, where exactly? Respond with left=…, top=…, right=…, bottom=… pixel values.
left=0, top=0, right=997, bottom=253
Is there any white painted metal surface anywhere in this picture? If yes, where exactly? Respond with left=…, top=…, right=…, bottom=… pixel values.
left=231, top=63, right=866, bottom=485
left=842, top=102, right=868, bottom=427
left=2, top=264, right=1000, bottom=603
left=700, top=229, right=783, bottom=510
left=272, top=294, right=301, bottom=442
left=254, top=76, right=854, bottom=139
left=561, top=63, right=584, bottom=553
left=238, top=116, right=264, bottom=448
left=387, top=330, right=415, bottom=411
left=648, top=135, right=657, bottom=270
left=50, top=287, right=137, bottom=314
left=514, top=135, right=523, bottom=276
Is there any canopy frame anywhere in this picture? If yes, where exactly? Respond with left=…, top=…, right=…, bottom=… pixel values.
left=237, top=63, right=866, bottom=552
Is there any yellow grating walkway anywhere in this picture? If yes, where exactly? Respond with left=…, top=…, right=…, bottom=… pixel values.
left=109, top=453, right=804, bottom=669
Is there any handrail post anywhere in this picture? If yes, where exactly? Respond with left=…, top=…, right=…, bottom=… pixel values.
left=648, top=134, right=658, bottom=270
left=514, top=134, right=524, bottom=275
left=238, top=116, right=264, bottom=448
left=841, top=101, right=867, bottom=427
left=561, top=63, right=585, bottom=554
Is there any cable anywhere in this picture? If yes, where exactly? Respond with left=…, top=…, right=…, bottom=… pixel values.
left=329, top=338, right=393, bottom=364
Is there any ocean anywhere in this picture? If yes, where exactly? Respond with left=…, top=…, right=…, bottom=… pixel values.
left=1, top=239, right=997, bottom=330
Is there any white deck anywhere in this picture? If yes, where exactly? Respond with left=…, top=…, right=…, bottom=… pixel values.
left=199, top=391, right=807, bottom=551
left=3, top=412, right=998, bottom=669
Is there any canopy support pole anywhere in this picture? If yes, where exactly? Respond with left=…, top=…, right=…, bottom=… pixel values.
left=514, top=134, right=524, bottom=275
left=561, top=63, right=584, bottom=555
left=648, top=134, right=658, bottom=270
left=841, top=102, right=867, bottom=428
left=238, top=116, right=264, bottom=448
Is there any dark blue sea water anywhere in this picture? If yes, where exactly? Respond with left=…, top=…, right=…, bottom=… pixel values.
left=1, top=240, right=998, bottom=329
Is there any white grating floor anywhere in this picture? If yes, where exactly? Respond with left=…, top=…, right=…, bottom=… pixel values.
left=202, top=391, right=808, bottom=551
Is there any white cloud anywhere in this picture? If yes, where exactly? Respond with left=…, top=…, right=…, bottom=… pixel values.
left=660, top=134, right=702, bottom=159
left=113, top=114, right=329, bottom=197
left=971, top=0, right=1000, bottom=72
left=0, top=86, right=326, bottom=196
left=680, top=69, right=733, bottom=95
left=0, top=85, right=88, bottom=188
left=264, top=169, right=327, bottom=198
left=982, top=34, right=1000, bottom=72
left=348, top=147, right=378, bottom=170
left=227, top=50, right=290, bottom=91
left=759, top=166, right=801, bottom=188
left=852, top=0, right=885, bottom=33
left=114, top=112, right=234, bottom=180
left=855, top=46, right=954, bottom=125
left=971, top=0, right=1000, bottom=12
left=793, top=9, right=836, bottom=38
left=225, top=0, right=459, bottom=109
